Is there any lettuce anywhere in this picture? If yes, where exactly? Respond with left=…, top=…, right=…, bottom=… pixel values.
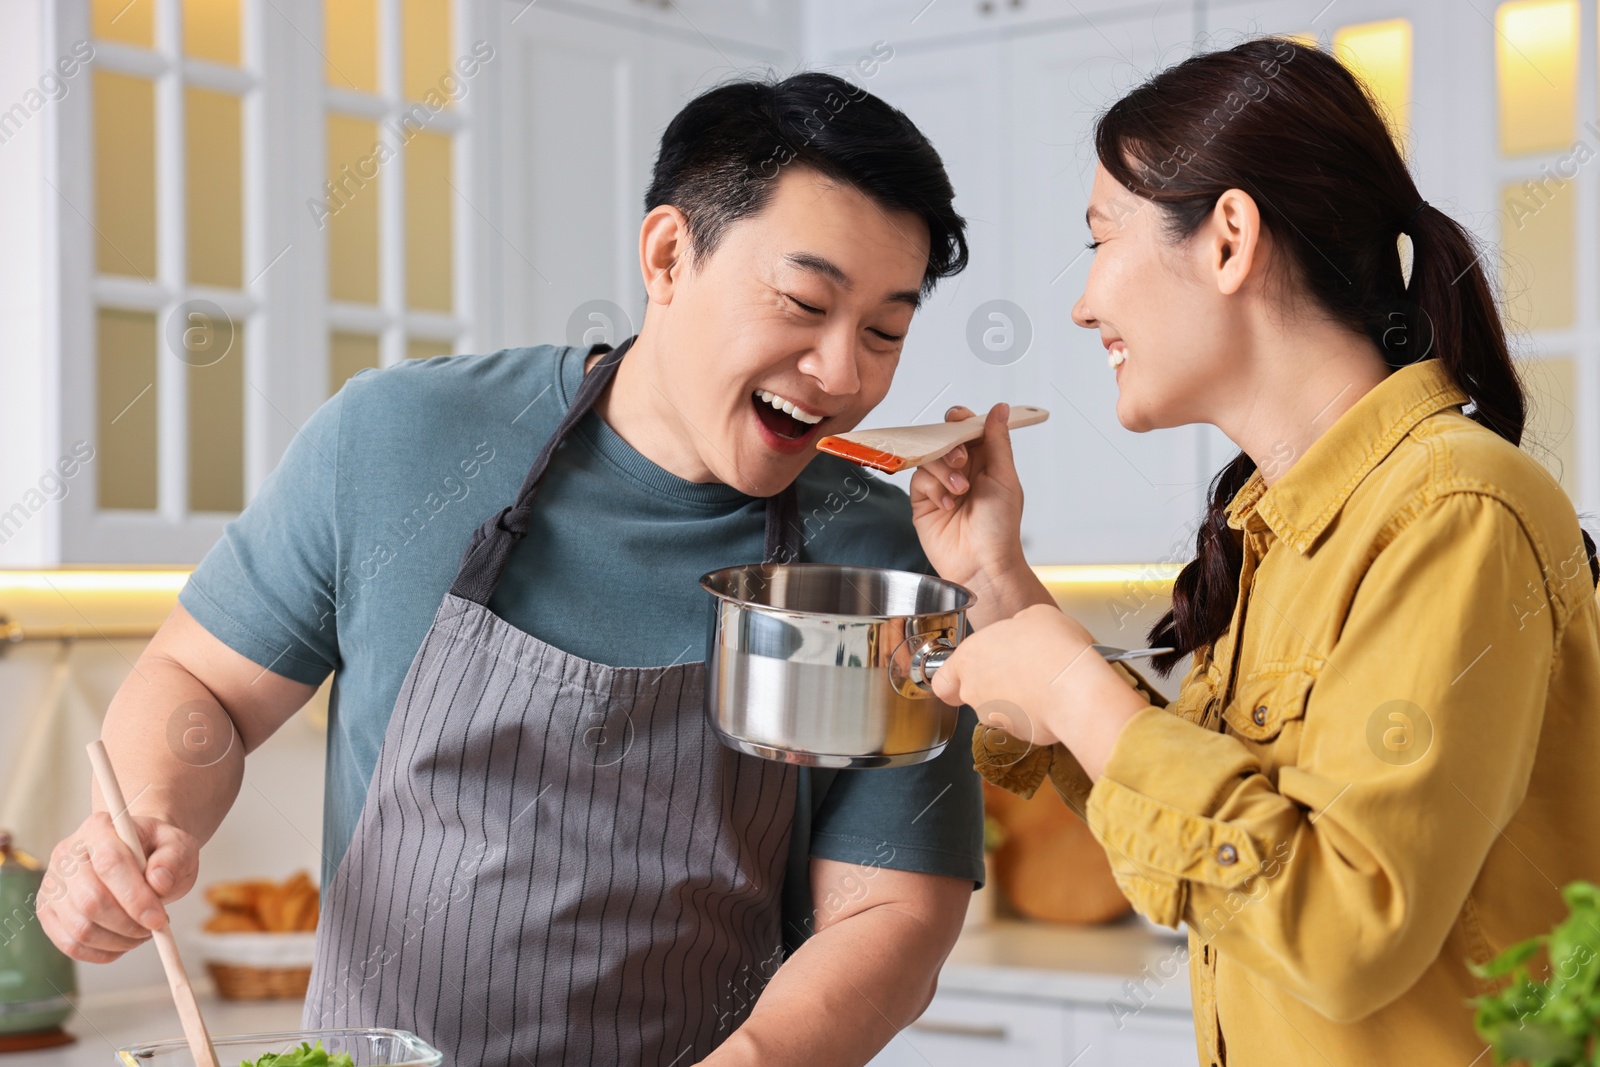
left=239, top=1040, right=355, bottom=1067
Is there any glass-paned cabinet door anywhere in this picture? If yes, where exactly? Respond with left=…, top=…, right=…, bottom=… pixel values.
left=1204, top=1, right=1417, bottom=150
left=52, top=0, right=487, bottom=562
left=1203, top=0, right=1596, bottom=512
left=1333, top=18, right=1413, bottom=149
left=324, top=0, right=466, bottom=396
left=79, top=0, right=252, bottom=560
left=1492, top=0, right=1592, bottom=500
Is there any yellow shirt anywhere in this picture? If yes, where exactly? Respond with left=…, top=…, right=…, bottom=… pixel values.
left=974, top=359, right=1600, bottom=1066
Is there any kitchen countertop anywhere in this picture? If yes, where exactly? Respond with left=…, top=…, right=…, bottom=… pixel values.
left=4, top=918, right=1189, bottom=1064
left=2, top=989, right=304, bottom=1066
left=941, top=917, right=1194, bottom=1013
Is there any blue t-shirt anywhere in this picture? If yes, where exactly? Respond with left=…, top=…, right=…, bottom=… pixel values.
left=180, top=344, right=984, bottom=934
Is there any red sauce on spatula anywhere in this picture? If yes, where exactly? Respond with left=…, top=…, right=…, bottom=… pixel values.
left=815, top=436, right=909, bottom=474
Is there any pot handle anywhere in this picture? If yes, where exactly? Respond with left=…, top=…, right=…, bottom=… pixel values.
left=909, top=636, right=955, bottom=690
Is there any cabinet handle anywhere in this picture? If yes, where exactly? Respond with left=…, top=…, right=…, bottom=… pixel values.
left=908, top=1020, right=1010, bottom=1041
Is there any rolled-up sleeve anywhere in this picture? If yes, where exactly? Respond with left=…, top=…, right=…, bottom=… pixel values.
left=1083, top=491, right=1558, bottom=1021
left=178, top=386, right=347, bottom=684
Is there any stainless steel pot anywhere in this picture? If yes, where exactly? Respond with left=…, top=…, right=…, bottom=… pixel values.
left=700, top=563, right=974, bottom=768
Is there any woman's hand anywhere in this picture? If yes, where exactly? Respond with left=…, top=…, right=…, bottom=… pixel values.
left=910, top=404, right=1049, bottom=626
left=931, top=604, right=1149, bottom=779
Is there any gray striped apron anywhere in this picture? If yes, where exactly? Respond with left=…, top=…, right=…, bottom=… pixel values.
left=304, top=336, right=802, bottom=1065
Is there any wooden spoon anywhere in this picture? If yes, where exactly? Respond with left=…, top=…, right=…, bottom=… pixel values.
left=816, top=405, right=1049, bottom=474
left=86, top=740, right=221, bottom=1067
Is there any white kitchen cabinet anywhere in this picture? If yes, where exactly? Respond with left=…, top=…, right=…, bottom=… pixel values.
left=869, top=992, right=1196, bottom=1066
left=539, top=0, right=801, bottom=53
left=804, top=0, right=1198, bottom=56
left=498, top=4, right=642, bottom=348
left=496, top=3, right=779, bottom=349
left=1073, top=1004, right=1198, bottom=1066
left=814, top=0, right=1557, bottom=563
left=14, top=0, right=1591, bottom=566
left=813, top=35, right=1013, bottom=479
left=1002, top=12, right=1211, bottom=564
left=819, top=9, right=1211, bottom=562
left=870, top=990, right=1074, bottom=1066
left=1200, top=0, right=1490, bottom=229
left=865, top=920, right=1198, bottom=1066
left=0, top=0, right=796, bottom=569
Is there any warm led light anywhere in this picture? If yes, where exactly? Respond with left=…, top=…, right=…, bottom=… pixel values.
left=0, top=569, right=192, bottom=594
left=1033, top=564, right=1182, bottom=587
left=0, top=566, right=1180, bottom=596
left=1334, top=18, right=1413, bottom=150
left=1495, top=0, right=1578, bottom=156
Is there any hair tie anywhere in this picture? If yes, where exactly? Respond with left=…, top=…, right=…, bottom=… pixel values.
left=1400, top=199, right=1428, bottom=234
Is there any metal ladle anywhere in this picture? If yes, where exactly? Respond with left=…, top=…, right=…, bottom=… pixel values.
left=909, top=641, right=1176, bottom=687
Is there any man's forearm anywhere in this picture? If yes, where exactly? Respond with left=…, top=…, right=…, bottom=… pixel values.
left=96, top=649, right=246, bottom=845
left=708, top=902, right=957, bottom=1067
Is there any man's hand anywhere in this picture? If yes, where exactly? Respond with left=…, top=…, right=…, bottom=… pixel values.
left=38, top=813, right=199, bottom=963
left=38, top=602, right=316, bottom=963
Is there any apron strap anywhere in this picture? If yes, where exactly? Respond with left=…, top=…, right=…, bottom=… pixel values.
left=451, top=335, right=803, bottom=606
left=764, top=477, right=801, bottom=564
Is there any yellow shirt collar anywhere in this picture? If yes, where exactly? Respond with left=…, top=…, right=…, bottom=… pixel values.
left=1224, top=360, right=1470, bottom=554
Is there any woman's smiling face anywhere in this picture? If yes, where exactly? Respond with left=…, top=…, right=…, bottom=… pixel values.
left=1071, top=162, right=1247, bottom=435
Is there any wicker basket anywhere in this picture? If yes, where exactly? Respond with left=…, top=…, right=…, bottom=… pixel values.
left=205, top=961, right=312, bottom=1001
left=198, top=931, right=317, bottom=1001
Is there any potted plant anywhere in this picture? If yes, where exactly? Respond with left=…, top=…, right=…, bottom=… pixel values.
left=1471, top=880, right=1600, bottom=1065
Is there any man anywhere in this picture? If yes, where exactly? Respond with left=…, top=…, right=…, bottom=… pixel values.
left=41, top=72, right=983, bottom=1065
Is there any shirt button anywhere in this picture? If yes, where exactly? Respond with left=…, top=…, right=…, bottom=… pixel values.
left=1252, top=705, right=1268, bottom=725
left=1216, top=844, right=1238, bottom=866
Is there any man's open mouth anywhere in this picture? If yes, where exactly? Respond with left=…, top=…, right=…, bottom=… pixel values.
left=751, top=389, right=826, bottom=442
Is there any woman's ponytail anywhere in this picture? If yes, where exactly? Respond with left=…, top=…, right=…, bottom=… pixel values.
left=1400, top=206, right=1598, bottom=586
left=1399, top=202, right=1524, bottom=444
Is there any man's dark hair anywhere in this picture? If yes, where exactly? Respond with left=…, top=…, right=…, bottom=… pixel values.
left=644, top=71, right=968, bottom=294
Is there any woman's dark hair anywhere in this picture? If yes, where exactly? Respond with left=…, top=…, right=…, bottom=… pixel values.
left=1097, top=38, right=1600, bottom=674
left=645, top=71, right=967, bottom=293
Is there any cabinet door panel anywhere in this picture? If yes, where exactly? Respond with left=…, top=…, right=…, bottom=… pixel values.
left=1005, top=13, right=1209, bottom=563
left=498, top=7, right=772, bottom=347
left=1203, top=0, right=1415, bottom=41
left=500, top=7, right=639, bottom=346
left=805, top=0, right=1194, bottom=55
left=817, top=39, right=1012, bottom=500
left=867, top=990, right=1076, bottom=1066
left=1201, top=0, right=1485, bottom=235
left=628, top=34, right=779, bottom=313
left=1074, top=1005, right=1198, bottom=1066
left=529, top=0, right=798, bottom=52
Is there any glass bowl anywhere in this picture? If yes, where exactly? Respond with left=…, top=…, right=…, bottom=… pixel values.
left=114, top=1028, right=442, bottom=1066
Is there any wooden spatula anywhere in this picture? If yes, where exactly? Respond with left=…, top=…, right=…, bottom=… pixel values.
left=816, top=405, right=1049, bottom=474
left=86, top=740, right=221, bottom=1067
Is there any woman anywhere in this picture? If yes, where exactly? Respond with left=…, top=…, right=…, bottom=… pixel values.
left=911, top=38, right=1600, bottom=1067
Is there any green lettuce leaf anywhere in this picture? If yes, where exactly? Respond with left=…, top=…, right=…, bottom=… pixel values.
left=239, top=1039, right=356, bottom=1067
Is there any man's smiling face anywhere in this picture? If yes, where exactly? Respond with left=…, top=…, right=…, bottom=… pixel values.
left=635, top=165, right=932, bottom=498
